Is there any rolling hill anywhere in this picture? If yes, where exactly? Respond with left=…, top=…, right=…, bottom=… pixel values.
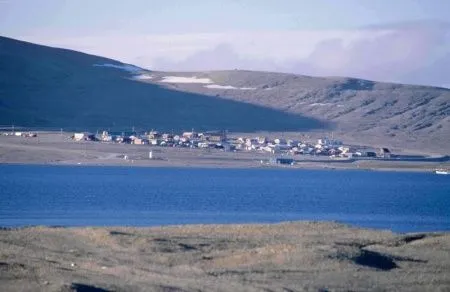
left=142, top=71, right=450, bottom=153
left=1, top=36, right=449, bottom=153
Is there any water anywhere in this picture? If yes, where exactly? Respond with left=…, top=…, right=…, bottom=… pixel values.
left=0, top=164, right=449, bottom=232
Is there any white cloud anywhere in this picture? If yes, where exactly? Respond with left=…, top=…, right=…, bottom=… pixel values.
left=288, top=23, right=450, bottom=85
left=20, top=29, right=390, bottom=68
left=18, top=21, right=450, bottom=87
left=151, top=22, right=450, bottom=86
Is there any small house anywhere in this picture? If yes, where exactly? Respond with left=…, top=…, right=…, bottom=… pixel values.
left=162, top=133, right=173, bottom=141
left=379, top=148, right=391, bottom=159
left=257, top=136, right=268, bottom=144
left=207, top=131, right=226, bottom=142
left=148, top=131, right=160, bottom=139
left=73, top=132, right=96, bottom=141
left=73, top=133, right=85, bottom=141
left=182, top=132, right=198, bottom=139
left=274, top=138, right=287, bottom=145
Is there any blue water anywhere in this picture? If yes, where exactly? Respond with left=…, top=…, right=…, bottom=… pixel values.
left=0, top=165, right=449, bottom=233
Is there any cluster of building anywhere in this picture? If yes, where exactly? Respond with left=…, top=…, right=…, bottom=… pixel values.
left=1, top=131, right=37, bottom=138
left=73, top=130, right=225, bottom=147
left=72, top=130, right=391, bottom=159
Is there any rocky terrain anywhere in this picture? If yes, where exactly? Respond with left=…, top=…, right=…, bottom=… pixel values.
left=145, top=71, right=450, bottom=153
left=1, top=222, right=449, bottom=292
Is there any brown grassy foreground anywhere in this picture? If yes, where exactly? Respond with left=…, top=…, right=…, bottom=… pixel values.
left=1, top=222, right=450, bottom=291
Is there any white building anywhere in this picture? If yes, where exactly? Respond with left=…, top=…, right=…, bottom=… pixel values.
left=73, top=133, right=85, bottom=141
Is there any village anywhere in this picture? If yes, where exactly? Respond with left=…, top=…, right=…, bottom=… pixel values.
left=2, top=128, right=392, bottom=164
left=66, top=129, right=392, bottom=165
left=3, top=128, right=449, bottom=170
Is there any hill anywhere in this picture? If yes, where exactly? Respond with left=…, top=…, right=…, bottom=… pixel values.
left=0, top=36, right=325, bottom=133
left=142, top=71, right=450, bottom=153
left=1, top=36, right=449, bottom=153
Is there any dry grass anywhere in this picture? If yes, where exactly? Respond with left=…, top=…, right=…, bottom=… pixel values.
left=1, top=222, right=449, bottom=291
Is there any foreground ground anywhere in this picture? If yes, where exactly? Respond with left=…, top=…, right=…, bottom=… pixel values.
left=0, top=133, right=448, bottom=172
left=1, top=222, right=449, bottom=291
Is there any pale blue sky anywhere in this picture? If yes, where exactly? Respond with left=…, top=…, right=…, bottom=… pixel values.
left=1, top=0, right=449, bottom=35
left=1, top=0, right=450, bottom=87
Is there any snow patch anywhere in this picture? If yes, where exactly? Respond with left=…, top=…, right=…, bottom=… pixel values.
left=93, top=63, right=143, bottom=73
left=158, top=76, right=258, bottom=90
left=205, top=84, right=237, bottom=89
left=133, top=74, right=153, bottom=80
left=204, top=85, right=257, bottom=90
left=160, top=76, right=213, bottom=84
left=309, top=103, right=334, bottom=106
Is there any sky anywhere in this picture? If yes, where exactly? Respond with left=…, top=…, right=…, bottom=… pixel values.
left=1, top=0, right=450, bottom=87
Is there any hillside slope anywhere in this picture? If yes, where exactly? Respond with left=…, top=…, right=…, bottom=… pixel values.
left=144, top=71, right=450, bottom=152
left=0, top=36, right=326, bottom=132
left=1, top=36, right=448, bottom=152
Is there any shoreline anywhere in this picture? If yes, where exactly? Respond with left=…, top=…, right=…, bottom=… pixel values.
left=0, top=161, right=441, bottom=174
left=0, top=219, right=442, bottom=234
left=2, top=220, right=450, bottom=234
left=0, top=160, right=442, bottom=173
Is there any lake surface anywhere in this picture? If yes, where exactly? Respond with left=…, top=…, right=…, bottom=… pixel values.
left=1, top=165, right=449, bottom=232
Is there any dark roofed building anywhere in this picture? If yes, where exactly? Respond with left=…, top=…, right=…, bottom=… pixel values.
left=379, top=147, right=391, bottom=158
